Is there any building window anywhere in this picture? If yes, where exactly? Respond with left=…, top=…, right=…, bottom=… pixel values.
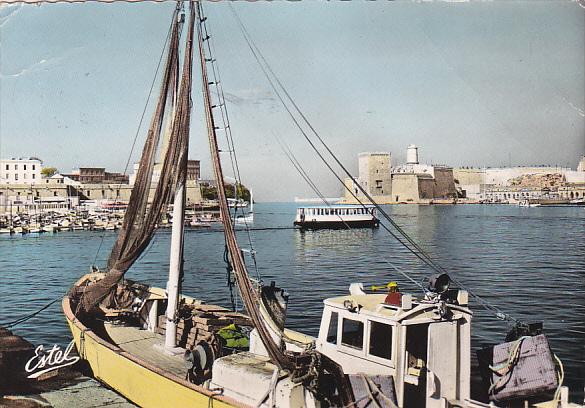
left=5, top=165, right=8, bottom=171
left=341, top=318, right=364, bottom=350
left=32, top=174, right=35, bottom=179
left=32, top=165, right=35, bottom=170
left=15, top=174, right=18, bottom=181
left=369, top=321, right=393, bottom=360
left=87, top=190, right=91, bottom=197
left=327, top=312, right=338, bottom=344
left=15, top=164, right=18, bottom=170
left=24, top=164, right=27, bottom=170
left=54, top=191, right=57, bottom=197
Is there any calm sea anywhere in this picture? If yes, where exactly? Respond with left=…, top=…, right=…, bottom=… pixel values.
left=1, top=203, right=584, bottom=401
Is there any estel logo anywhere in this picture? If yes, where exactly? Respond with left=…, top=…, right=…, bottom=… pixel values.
left=25, top=340, right=80, bottom=379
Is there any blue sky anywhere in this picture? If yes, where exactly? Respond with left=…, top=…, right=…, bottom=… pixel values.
left=1, top=1, right=584, bottom=201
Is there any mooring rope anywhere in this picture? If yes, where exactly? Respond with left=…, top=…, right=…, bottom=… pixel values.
left=2, top=297, right=61, bottom=329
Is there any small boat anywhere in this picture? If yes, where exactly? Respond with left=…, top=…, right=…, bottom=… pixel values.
left=234, top=212, right=254, bottom=224
left=518, top=199, right=540, bottom=208
left=294, top=204, right=380, bottom=229
left=189, top=219, right=212, bottom=228
left=28, top=224, right=43, bottom=234
left=569, top=198, right=585, bottom=206
left=235, top=191, right=254, bottom=225
left=227, top=198, right=248, bottom=209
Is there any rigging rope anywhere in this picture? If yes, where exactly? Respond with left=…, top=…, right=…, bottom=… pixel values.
left=196, top=1, right=295, bottom=372
left=229, top=4, right=517, bottom=323
left=198, top=5, right=261, bottom=287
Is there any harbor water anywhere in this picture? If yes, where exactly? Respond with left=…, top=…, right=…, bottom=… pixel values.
left=1, top=203, right=584, bottom=401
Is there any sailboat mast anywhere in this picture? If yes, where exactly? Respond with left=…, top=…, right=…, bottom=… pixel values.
left=163, top=4, right=194, bottom=353
left=164, top=181, right=186, bottom=351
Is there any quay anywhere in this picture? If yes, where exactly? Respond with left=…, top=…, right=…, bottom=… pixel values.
left=0, top=326, right=136, bottom=408
left=0, top=208, right=222, bottom=235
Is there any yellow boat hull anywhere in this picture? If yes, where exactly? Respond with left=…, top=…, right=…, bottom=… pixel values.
left=63, top=279, right=242, bottom=408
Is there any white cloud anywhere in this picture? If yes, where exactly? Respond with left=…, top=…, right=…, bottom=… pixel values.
left=0, top=4, right=22, bottom=28
left=567, top=102, right=585, bottom=118
left=222, top=88, right=278, bottom=110
left=0, top=46, right=84, bottom=79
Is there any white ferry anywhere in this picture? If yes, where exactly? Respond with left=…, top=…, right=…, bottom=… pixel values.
left=294, top=204, right=380, bottom=229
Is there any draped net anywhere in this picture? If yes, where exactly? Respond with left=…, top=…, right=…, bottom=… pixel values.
left=75, top=7, right=193, bottom=314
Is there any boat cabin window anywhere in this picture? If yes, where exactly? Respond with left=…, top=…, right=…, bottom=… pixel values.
left=327, top=312, right=338, bottom=343
left=341, top=318, right=364, bottom=349
left=369, top=321, right=393, bottom=360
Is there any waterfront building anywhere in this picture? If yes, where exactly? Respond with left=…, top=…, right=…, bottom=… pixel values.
left=483, top=185, right=585, bottom=203
left=76, top=180, right=202, bottom=206
left=74, top=167, right=129, bottom=184
left=357, top=152, right=392, bottom=197
left=0, top=182, right=79, bottom=214
left=0, top=180, right=202, bottom=214
left=391, top=145, right=457, bottom=203
left=343, top=146, right=457, bottom=204
left=578, top=156, right=585, bottom=172
left=0, top=157, right=43, bottom=185
left=391, top=165, right=457, bottom=203
left=454, top=157, right=585, bottom=201
left=129, top=159, right=200, bottom=185
left=187, top=160, right=201, bottom=182
left=45, top=173, right=80, bottom=186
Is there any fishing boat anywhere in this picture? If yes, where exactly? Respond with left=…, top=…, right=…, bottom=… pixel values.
left=294, top=204, right=379, bottom=230
left=63, top=3, right=580, bottom=408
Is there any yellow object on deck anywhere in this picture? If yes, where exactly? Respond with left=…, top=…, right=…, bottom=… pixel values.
left=370, top=281, right=398, bottom=292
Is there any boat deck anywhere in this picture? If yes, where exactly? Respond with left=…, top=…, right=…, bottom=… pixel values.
left=104, top=323, right=186, bottom=378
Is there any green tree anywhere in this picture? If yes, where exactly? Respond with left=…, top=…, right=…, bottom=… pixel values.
left=41, top=167, right=58, bottom=178
left=200, top=183, right=250, bottom=202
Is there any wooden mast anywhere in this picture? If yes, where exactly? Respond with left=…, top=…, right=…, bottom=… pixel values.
left=164, top=180, right=186, bottom=352
left=163, top=3, right=194, bottom=353
left=195, top=1, right=293, bottom=371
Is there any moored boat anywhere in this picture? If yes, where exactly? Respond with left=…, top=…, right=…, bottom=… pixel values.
left=294, top=205, right=379, bottom=229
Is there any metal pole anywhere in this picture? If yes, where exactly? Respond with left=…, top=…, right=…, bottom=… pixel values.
left=164, top=181, right=185, bottom=353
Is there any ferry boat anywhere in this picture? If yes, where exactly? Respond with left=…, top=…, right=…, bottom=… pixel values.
left=294, top=205, right=380, bottom=229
